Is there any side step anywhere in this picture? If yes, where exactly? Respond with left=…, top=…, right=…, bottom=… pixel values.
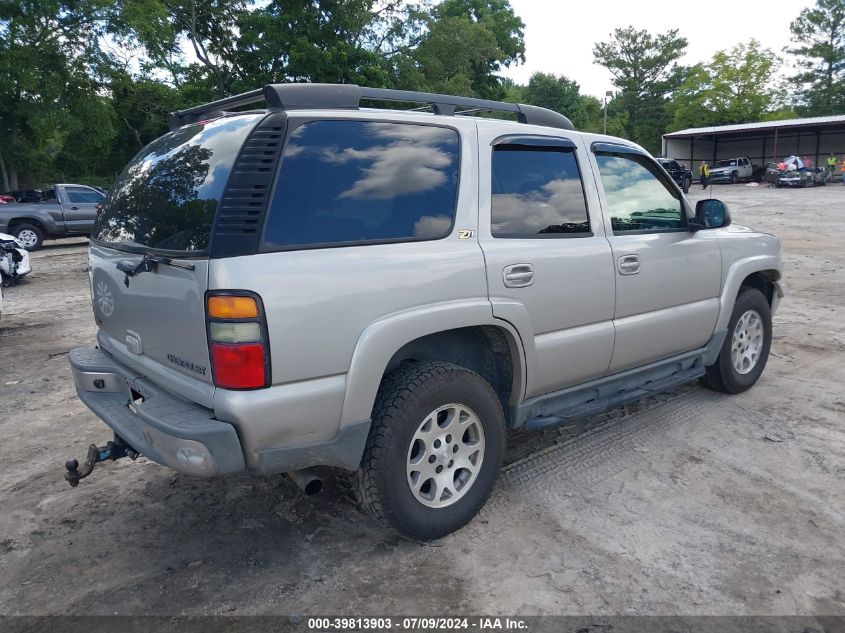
left=524, top=360, right=705, bottom=431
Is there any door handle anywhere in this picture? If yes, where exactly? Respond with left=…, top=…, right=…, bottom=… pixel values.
left=70, top=206, right=79, bottom=210
left=503, top=263, right=534, bottom=288
left=617, top=254, right=640, bottom=275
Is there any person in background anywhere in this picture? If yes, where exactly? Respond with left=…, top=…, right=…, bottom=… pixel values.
left=828, top=153, right=838, bottom=173
left=700, top=161, right=710, bottom=189
left=841, top=160, right=845, bottom=185
left=804, top=156, right=813, bottom=170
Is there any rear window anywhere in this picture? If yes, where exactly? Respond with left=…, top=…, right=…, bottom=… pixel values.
left=93, top=114, right=263, bottom=253
left=262, top=120, right=459, bottom=249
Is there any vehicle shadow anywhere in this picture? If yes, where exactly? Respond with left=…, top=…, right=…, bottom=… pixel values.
left=9, top=386, right=692, bottom=613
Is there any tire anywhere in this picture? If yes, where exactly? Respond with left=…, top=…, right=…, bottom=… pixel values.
left=356, top=361, right=506, bottom=540
left=730, top=172, right=738, bottom=184
left=702, top=288, right=772, bottom=394
left=682, top=176, right=690, bottom=194
left=12, top=223, right=43, bottom=251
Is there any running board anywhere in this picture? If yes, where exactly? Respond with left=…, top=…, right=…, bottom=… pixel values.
left=521, top=352, right=706, bottom=431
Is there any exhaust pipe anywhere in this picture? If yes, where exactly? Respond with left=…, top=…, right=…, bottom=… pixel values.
left=287, top=469, right=322, bottom=496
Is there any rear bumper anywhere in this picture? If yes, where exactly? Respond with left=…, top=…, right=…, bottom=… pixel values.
left=69, top=347, right=245, bottom=476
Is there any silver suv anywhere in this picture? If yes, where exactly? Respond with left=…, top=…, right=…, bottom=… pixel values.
left=68, top=84, right=783, bottom=539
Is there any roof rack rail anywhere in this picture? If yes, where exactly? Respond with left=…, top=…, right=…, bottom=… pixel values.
left=167, top=83, right=575, bottom=132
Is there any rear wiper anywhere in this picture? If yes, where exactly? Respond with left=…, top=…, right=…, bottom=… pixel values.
left=117, top=254, right=195, bottom=286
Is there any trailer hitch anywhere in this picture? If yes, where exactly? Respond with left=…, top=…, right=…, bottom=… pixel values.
left=64, top=436, right=139, bottom=487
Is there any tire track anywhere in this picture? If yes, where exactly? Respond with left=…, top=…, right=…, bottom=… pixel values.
left=496, top=387, right=717, bottom=499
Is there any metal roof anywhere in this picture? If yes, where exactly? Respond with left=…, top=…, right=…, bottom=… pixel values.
left=664, top=114, right=845, bottom=138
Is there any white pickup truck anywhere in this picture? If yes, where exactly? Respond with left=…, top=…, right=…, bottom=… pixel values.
left=708, top=157, right=754, bottom=184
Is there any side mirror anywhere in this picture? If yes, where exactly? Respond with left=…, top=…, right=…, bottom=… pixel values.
left=693, top=199, right=731, bottom=230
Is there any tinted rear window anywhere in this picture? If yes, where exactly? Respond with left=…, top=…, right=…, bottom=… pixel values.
left=262, top=120, right=459, bottom=249
left=491, top=147, right=590, bottom=237
left=93, top=114, right=262, bottom=253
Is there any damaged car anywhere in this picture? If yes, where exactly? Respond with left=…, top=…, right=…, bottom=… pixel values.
left=0, top=232, right=32, bottom=286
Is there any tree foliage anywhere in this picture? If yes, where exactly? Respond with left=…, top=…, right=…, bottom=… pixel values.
left=0, top=0, right=116, bottom=190
left=787, top=0, right=845, bottom=115
left=672, top=40, right=785, bottom=129
left=521, top=72, right=588, bottom=129
left=0, top=0, right=839, bottom=188
left=593, top=26, right=688, bottom=152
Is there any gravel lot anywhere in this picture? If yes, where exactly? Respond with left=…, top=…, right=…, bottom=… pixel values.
left=0, top=183, right=843, bottom=617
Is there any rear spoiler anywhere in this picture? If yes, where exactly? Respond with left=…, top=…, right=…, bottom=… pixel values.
left=167, top=83, right=575, bottom=132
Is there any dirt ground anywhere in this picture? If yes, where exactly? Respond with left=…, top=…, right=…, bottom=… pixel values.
left=0, top=183, right=843, bottom=617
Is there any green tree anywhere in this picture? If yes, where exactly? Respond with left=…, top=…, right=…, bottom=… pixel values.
left=401, top=0, right=524, bottom=99
left=593, top=26, right=688, bottom=152
left=0, top=0, right=116, bottom=189
left=102, top=70, right=181, bottom=174
left=787, top=0, right=845, bottom=115
left=672, top=40, right=784, bottom=129
left=113, top=0, right=249, bottom=96
left=521, top=72, right=588, bottom=129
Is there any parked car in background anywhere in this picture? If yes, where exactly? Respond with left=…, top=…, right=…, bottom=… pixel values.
left=709, top=157, right=754, bottom=183
left=657, top=158, right=692, bottom=193
left=762, top=163, right=781, bottom=185
left=0, top=194, right=15, bottom=204
left=68, top=83, right=783, bottom=540
left=0, top=232, right=31, bottom=285
left=776, top=169, right=813, bottom=188
left=0, top=184, right=105, bottom=250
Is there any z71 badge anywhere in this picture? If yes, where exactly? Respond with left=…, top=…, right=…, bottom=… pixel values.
left=458, top=229, right=475, bottom=239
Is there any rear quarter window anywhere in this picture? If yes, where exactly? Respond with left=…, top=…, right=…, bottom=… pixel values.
left=93, top=114, right=263, bottom=253
left=262, top=120, right=460, bottom=250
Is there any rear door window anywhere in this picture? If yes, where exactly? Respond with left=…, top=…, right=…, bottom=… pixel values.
left=262, top=120, right=459, bottom=249
left=491, top=146, right=590, bottom=237
left=93, top=114, right=263, bottom=254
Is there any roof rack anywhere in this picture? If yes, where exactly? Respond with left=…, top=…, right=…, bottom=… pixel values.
left=167, top=83, right=575, bottom=132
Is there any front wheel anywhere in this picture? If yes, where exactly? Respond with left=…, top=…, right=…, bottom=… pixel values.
left=682, top=176, right=691, bottom=194
left=702, top=288, right=772, bottom=394
left=356, top=361, right=505, bottom=540
left=730, top=172, right=739, bottom=184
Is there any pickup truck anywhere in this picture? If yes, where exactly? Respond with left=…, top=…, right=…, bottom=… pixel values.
left=657, top=158, right=692, bottom=193
left=0, top=184, right=106, bottom=250
left=708, top=157, right=754, bottom=184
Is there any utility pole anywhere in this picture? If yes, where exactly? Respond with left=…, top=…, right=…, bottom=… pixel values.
left=603, top=90, right=613, bottom=135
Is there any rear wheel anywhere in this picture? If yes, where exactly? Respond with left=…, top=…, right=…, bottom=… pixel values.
left=702, top=288, right=772, bottom=394
left=682, top=176, right=691, bottom=193
left=13, top=224, right=43, bottom=251
left=356, top=361, right=505, bottom=540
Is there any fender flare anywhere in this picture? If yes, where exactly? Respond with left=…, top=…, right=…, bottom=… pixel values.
left=715, top=254, right=782, bottom=333
left=5, top=213, right=60, bottom=235
left=339, top=299, right=528, bottom=426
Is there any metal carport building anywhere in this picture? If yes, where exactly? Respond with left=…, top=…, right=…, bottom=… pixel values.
left=662, top=115, right=845, bottom=174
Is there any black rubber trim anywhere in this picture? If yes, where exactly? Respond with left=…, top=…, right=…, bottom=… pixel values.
left=209, top=112, right=287, bottom=259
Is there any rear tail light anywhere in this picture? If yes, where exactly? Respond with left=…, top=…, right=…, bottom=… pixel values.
left=206, top=291, right=270, bottom=389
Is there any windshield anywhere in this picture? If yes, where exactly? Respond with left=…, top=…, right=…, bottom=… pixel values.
left=716, top=160, right=737, bottom=167
left=92, top=113, right=263, bottom=254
